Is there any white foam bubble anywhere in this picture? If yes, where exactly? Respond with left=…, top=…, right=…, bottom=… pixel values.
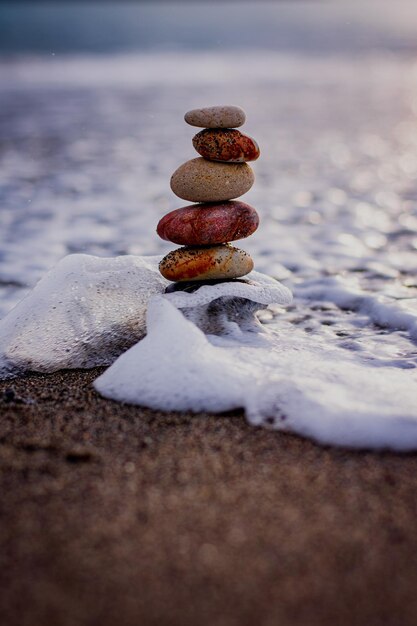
left=296, top=276, right=417, bottom=340
left=0, top=254, right=167, bottom=377
left=95, top=295, right=417, bottom=451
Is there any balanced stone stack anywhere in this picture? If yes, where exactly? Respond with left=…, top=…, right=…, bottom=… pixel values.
left=158, top=105, right=260, bottom=285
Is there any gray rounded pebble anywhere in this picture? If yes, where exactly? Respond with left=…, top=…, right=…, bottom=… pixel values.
left=170, top=158, right=254, bottom=202
left=184, top=105, right=246, bottom=129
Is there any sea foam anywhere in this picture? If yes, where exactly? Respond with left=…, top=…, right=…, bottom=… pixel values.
left=1, top=252, right=416, bottom=450
left=95, top=294, right=417, bottom=451
left=0, top=254, right=167, bottom=377
left=0, top=254, right=291, bottom=375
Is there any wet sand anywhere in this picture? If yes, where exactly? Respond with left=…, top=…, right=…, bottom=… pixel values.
left=1, top=369, right=417, bottom=626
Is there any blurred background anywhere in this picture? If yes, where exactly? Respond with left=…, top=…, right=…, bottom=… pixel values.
left=2, top=1, right=417, bottom=54
left=1, top=1, right=417, bottom=365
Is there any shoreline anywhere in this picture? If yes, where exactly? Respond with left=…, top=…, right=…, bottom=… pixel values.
left=1, top=369, right=417, bottom=625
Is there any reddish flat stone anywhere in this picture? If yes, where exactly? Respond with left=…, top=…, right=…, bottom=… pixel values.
left=157, top=201, right=259, bottom=245
left=192, top=129, right=260, bottom=163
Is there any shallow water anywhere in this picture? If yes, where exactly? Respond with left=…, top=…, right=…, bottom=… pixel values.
left=1, top=50, right=417, bottom=373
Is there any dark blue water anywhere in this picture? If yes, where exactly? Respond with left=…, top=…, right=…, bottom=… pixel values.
left=1, top=1, right=417, bottom=55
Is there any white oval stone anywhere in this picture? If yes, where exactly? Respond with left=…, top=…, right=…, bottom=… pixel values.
left=184, top=105, right=246, bottom=129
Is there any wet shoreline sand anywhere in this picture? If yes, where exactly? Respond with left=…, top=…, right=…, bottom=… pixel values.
left=1, top=369, right=417, bottom=626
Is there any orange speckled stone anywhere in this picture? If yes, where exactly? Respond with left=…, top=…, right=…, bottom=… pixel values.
left=193, top=129, right=260, bottom=163
left=159, top=245, right=254, bottom=282
left=157, top=201, right=259, bottom=246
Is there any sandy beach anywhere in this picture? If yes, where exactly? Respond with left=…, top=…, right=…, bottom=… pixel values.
left=1, top=370, right=417, bottom=626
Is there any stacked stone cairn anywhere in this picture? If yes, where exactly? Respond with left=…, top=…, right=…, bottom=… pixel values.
left=158, top=105, right=260, bottom=288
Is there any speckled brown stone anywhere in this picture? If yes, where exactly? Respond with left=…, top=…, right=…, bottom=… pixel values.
left=157, top=201, right=259, bottom=246
left=184, top=105, right=246, bottom=128
left=170, top=158, right=255, bottom=203
left=159, top=245, right=254, bottom=281
left=193, top=129, right=260, bottom=163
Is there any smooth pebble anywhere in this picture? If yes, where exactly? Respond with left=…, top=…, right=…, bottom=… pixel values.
left=159, top=245, right=254, bottom=282
left=170, top=158, right=254, bottom=203
left=193, top=129, right=260, bottom=162
left=157, top=201, right=259, bottom=245
left=184, top=105, right=246, bottom=129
